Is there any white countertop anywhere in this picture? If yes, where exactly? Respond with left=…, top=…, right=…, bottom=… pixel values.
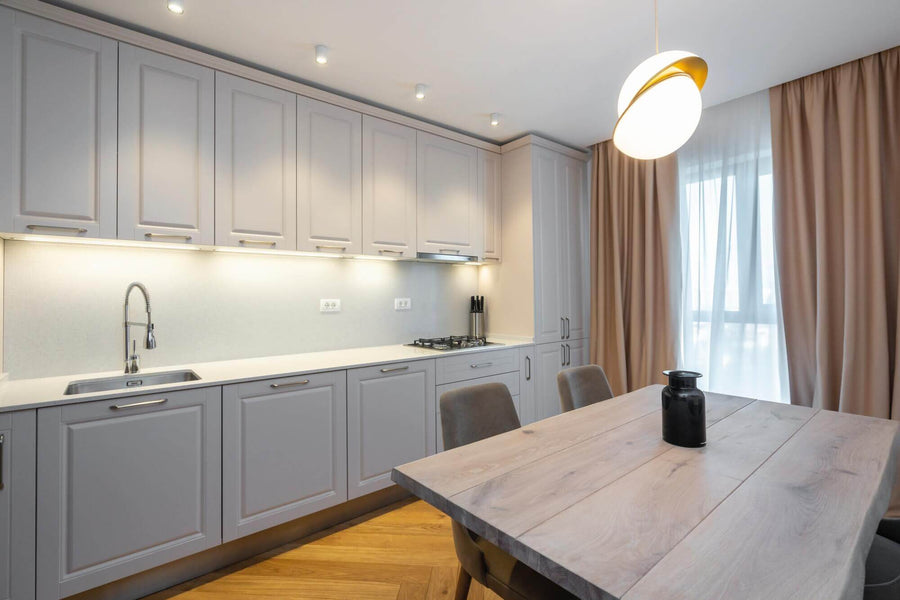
left=0, top=336, right=532, bottom=413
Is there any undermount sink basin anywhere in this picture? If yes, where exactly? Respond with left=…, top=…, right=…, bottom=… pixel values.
left=64, top=370, right=201, bottom=395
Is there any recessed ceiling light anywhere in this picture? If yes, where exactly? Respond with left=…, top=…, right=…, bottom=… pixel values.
left=166, top=0, right=184, bottom=14
left=315, top=45, right=328, bottom=65
left=415, top=84, right=427, bottom=100
left=490, top=113, right=500, bottom=127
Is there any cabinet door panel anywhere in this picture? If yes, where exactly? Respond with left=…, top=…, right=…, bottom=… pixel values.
left=118, top=44, right=214, bottom=244
left=0, top=411, right=36, bottom=600
left=297, top=97, right=362, bottom=254
left=362, top=116, right=417, bottom=257
left=348, top=361, right=435, bottom=499
left=216, top=73, right=296, bottom=249
left=562, top=157, right=588, bottom=341
left=0, top=9, right=116, bottom=237
left=532, top=148, right=564, bottom=343
left=479, top=149, right=502, bottom=261
left=223, top=372, right=347, bottom=542
left=534, top=342, right=565, bottom=422
left=416, top=132, right=481, bottom=257
left=36, top=388, right=221, bottom=599
left=567, top=338, right=587, bottom=369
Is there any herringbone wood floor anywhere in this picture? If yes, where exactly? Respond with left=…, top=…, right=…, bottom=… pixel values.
left=145, top=499, right=502, bottom=600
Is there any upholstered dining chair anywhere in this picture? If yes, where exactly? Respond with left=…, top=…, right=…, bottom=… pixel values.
left=439, top=383, right=578, bottom=600
left=865, top=518, right=900, bottom=599
left=557, top=364, right=614, bottom=412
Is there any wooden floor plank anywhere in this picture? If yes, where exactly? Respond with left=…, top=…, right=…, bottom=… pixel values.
left=145, top=500, right=493, bottom=600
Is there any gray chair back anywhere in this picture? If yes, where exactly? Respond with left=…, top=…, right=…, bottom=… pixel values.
left=440, top=382, right=520, bottom=451
left=557, top=364, right=614, bottom=412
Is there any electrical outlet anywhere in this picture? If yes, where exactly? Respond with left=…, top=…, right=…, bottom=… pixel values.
left=394, top=297, right=412, bottom=311
left=320, top=299, right=341, bottom=313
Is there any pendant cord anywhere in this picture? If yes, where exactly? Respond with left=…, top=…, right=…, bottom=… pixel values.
left=654, top=0, right=659, bottom=54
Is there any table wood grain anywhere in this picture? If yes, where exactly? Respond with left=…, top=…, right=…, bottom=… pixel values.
left=392, top=385, right=900, bottom=600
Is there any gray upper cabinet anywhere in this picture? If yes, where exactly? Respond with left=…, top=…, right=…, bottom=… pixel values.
left=416, top=131, right=482, bottom=258
left=362, top=116, right=417, bottom=258
left=479, top=149, right=502, bottom=262
left=215, top=73, right=297, bottom=250
left=36, top=388, right=221, bottom=599
left=0, top=9, right=117, bottom=238
left=222, top=372, right=347, bottom=542
left=532, top=146, right=565, bottom=344
left=297, top=97, right=362, bottom=255
left=347, top=360, right=435, bottom=499
left=0, top=410, right=37, bottom=600
left=118, top=45, right=215, bottom=245
left=560, top=156, right=588, bottom=341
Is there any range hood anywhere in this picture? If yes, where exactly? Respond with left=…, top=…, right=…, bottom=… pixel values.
left=416, top=251, right=479, bottom=263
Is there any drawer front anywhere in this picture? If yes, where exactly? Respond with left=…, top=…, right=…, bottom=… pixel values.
left=436, top=370, right=520, bottom=400
left=435, top=348, right=519, bottom=384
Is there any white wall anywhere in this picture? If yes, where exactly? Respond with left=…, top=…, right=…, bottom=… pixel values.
left=3, top=240, right=478, bottom=379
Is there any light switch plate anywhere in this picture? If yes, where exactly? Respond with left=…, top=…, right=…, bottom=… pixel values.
left=394, top=297, right=412, bottom=311
left=320, top=299, right=341, bottom=313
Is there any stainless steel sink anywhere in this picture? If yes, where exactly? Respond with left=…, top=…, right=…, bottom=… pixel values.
left=64, top=370, right=201, bottom=395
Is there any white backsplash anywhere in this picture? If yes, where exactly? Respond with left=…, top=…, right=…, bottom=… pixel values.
left=3, top=240, right=478, bottom=380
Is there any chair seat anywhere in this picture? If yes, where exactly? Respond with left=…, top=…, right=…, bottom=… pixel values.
left=865, top=534, right=900, bottom=600
left=475, top=536, right=579, bottom=600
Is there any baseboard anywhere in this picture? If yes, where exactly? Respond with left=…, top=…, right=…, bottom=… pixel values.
left=64, top=486, right=412, bottom=600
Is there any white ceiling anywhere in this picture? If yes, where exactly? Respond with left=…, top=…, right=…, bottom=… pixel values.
left=57, top=0, right=900, bottom=148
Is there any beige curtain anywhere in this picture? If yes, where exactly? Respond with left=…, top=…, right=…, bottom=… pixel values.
left=770, top=46, right=900, bottom=419
left=589, top=141, right=679, bottom=395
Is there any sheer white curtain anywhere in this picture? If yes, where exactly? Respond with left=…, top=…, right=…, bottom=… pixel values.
left=676, top=91, right=789, bottom=402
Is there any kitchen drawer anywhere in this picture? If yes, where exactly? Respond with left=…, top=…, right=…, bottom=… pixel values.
left=435, top=348, right=519, bottom=384
left=436, top=370, right=519, bottom=400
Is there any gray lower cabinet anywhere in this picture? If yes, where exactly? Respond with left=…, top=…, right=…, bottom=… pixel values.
left=533, top=339, right=587, bottom=421
left=222, top=372, right=347, bottom=542
left=347, top=360, right=435, bottom=499
left=0, top=410, right=36, bottom=600
left=36, top=387, right=221, bottom=600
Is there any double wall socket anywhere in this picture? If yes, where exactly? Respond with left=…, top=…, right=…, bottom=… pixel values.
left=319, top=299, right=341, bottom=313
left=394, top=298, right=412, bottom=311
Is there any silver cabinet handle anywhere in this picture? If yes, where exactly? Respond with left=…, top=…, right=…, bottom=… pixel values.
left=380, top=365, right=409, bottom=373
left=438, top=248, right=460, bottom=254
left=561, top=318, right=565, bottom=340
left=378, top=249, right=404, bottom=255
left=145, top=233, right=192, bottom=241
left=483, top=256, right=500, bottom=261
left=110, top=397, right=168, bottom=410
left=270, top=379, right=310, bottom=388
left=240, top=239, right=277, bottom=247
left=316, top=245, right=346, bottom=252
left=565, top=317, right=570, bottom=339
left=26, top=224, right=88, bottom=234
left=0, top=433, right=4, bottom=491
left=561, top=345, right=565, bottom=366
left=566, top=344, right=571, bottom=366
left=470, top=362, right=493, bottom=369
left=525, top=356, right=531, bottom=381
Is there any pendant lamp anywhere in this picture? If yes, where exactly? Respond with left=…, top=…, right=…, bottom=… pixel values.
left=613, top=0, right=708, bottom=160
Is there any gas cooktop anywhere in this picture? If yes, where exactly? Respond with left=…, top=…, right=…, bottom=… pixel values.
left=406, top=336, right=502, bottom=352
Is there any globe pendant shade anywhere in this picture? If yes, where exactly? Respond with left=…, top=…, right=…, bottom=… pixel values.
left=613, top=50, right=708, bottom=160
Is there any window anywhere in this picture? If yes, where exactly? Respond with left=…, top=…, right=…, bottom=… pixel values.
left=677, top=92, right=789, bottom=403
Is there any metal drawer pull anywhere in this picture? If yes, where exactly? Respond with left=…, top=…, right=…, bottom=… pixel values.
left=26, top=224, right=87, bottom=234
left=270, top=379, right=310, bottom=388
left=240, top=239, right=277, bottom=247
left=380, top=365, right=409, bottom=373
left=316, top=245, right=346, bottom=251
left=0, top=434, right=4, bottom=491
left=525, top=356, right=531, bottom=381
left=561, top=318, right=565, bottom=339
left=470, top=362, right=494, bottom=369
left=483, top=256, right=500, bottom=261
left=565, top=317, right=570, bottom=339
left=379, top=249, right=404, bottom=255
left=145, top=233, right=192, bottom=241
left=438, top=248, right=461, bottom=254
left=110, top=398, right=168, bottom=410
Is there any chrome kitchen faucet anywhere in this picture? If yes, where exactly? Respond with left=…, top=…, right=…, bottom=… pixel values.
left=123, top=282, right=156, bottom=373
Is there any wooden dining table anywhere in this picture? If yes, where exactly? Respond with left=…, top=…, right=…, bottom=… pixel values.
left=391, top=385, right=900, bottom=600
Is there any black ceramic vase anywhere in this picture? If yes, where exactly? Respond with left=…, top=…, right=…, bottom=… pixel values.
left=661, top=370, right=706, bottom=448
